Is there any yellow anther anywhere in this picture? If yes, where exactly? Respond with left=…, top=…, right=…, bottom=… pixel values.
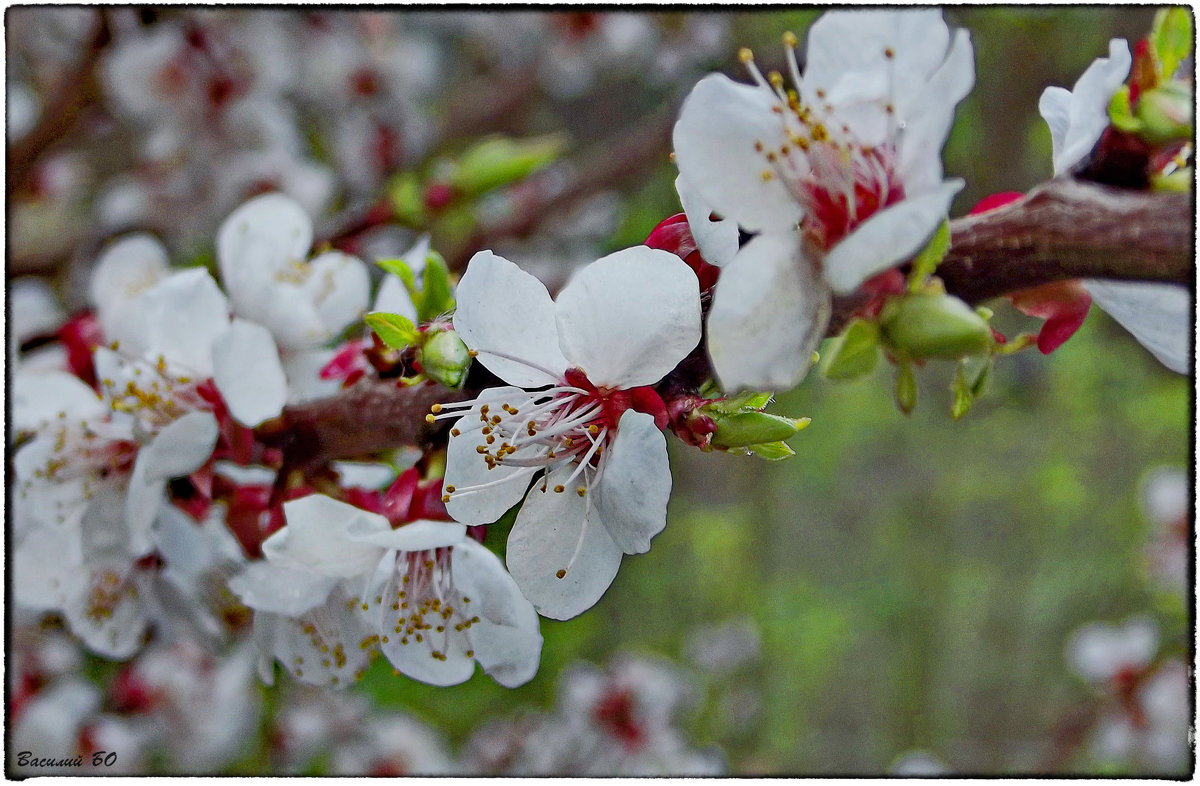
left=431, top=403, right=442, bottom=413
left=554, top=485, right=565, bottom=493
left=588, top=424, right=599, bottom=435
left=445, top=485, right=456, bottom=493
left=425, top=414, right=436, bottom=423
left=738, top=47, right=754, bottom=64
left=761, top=171, right=774, bottom=181
left=451, top=428, right=461, bottom=437
left=783, top=31, right=798, bottom=48
left=884, top=46, right=895, bottom=59
left=441, top=494, right=450, bottom=503
left=576, top=487, right=587, bottom=497
left=768, top=71, right=784, bottom=89
left=556, top=569, right=567, bottom=579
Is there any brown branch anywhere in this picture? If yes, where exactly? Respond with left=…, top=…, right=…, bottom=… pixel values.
left=255, top=379, right=468, bottom=471
left=828, top=179, right=1192, bottom=333
left=263, top=177, right=1191, bottom=467
left=7, top=12, right=111, bottom=199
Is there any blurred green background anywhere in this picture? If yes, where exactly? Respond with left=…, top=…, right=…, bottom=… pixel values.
left=342, top=6, right=1189, bottom=776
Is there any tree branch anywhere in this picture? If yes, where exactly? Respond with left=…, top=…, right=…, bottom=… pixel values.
left=828, top=179, right=1192, bottom=333
left=266, top=177, right=1191, bottom=467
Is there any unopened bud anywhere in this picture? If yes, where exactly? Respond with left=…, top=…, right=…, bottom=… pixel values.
left=419, top=329, right=471, bottom=389
left=1135, top=81, right=1193, bottom=144
left=711, top=410, right=811, bottom=449
left=881, top=293, right=994, bottom=360
left=895, top=361, right=918, bottom=416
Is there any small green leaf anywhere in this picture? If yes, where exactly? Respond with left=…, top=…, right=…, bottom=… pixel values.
left=950, top=362, right=973, bottom=421
left=1152, top=7, right=1193, bottom=79
left=907, top=218, right=951, bottom=290
left=963, top=355, right=992, bottom=399
left=822, top=319, right=881, bottom=380
left=895, top=361, right=918, bottom=416
left=365, top=312, right=420, bottom=349
left=1108, top=86, right=1145, bottom=134
left=418, top=252, right=456, bottom=323
left=708, top=391, right=774, bottom=415
left=376, top=257, right=418, bottom=294
left=451, top=134, right=568, bottom=196
left=744, top=441, right=796, bottom=461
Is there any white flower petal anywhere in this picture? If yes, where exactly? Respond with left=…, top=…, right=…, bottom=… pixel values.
left=139, top=410, right=220, bottom=482
left=443, top=389, right=540, bottom=526
left=88, top=233, right=169, bottom=312
left=266, top=495, right=391, bottom=578
left=823, top=179, right=962, bottom=294
left=675, top=174, right=740, bottom=267
left=1085, top=280, right=1190, bottom=373
left=594, top=410, right=671, bottom=555
left=229, top=562, right=339, bottom=617
left=304, top=251, right=371, bottom=336
left=673, top=73, right=803, bottom=235
left=251, top=594, right=372, bottom=688
left=707, top=234, right=831, bottom=392
left=555, top=246, right=701, bottom=388
left=259, top=282, right=331, bottom=350
left=897, top=29, right=975, bottom=193
left=11, top=277, right=67, bottom=342
left=1041, top=39, right=1132, bottom=175
left=139, top=268, right=231, bottom=377
left=347, top=519, right=467, bottom=552
left=374, top=274, right=419, bottom=324
left=804, top=10, right=950, bottom=107
left=506, top=465, right=623, bottom=620
left=212, top=319, right=289, bottom=427
left=217, top=193, right=313, bottom=312
left=453, top=251, right=569, bottom=387
left=12, top=371, right=105, bottom=433
left=451, top=539, right=543, bottom=688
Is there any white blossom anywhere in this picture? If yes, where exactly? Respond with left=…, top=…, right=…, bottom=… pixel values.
left=673, top=9, right=974, bottom=390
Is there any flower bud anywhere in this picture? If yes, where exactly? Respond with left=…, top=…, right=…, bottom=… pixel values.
left=710, top=410, right=811, bottom=449
left=450, top=134, right=567, bottom=196
left=881, top=293, right=994, bottom=360
left=1135, top=81, right=1193, bottom=144
left=419, top=329, right=471, bottom=389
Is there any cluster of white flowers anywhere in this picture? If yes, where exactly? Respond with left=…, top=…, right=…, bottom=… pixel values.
left=7, top=8, right=1191, bottom=776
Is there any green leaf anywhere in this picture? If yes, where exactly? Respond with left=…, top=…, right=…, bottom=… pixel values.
left=895, top=360, right=918, bottom=416
left=1108, top=86, right=1144, bottom=134
left=365, top=312, right=420, bottom=349
left=708, top=391, right=774, bottom=415
left=745, top=440, right=796, bottom=461
left=950, top=362, right=973, bottom=421
left=418, top=252, right=456, bottom=323
left=822, top=318, right=881, bottom=381
left=907, top=218, right=951, bottom=290
left=376, top=257, right=418, bottom=295
left=1152, top=7, right=1192, bottom=79
left=450, top=134, right=568, bottom=196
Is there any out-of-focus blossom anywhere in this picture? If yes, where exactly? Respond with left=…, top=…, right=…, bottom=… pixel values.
left=673, top=9, right=974, bottom=390
left=461, top=655, right=724, bottom=776
left=1141, top=467, right=1189, bottom=592
left=889, top=750, right=951, bottom=775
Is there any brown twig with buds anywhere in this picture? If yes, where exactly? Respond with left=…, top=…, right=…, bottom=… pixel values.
left=265, top=176, right=1191, bottom=469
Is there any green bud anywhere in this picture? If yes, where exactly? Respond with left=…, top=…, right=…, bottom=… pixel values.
left=365, top=312, right=420, bottom=350
left=1135, top=81, right=1193, bottom=144
left=822, top=318, right=881, bottom=380
left=711, top=411, right=811, bottom=449
left=388, top=172, right=425, bottom=225
left=895, top=361, right=918, bottom=416
left=950, top=363, right=973, bottom=421
left=451, top=134, right=568, bottom=196
left=741, top=441, right=796, bottom=461
left=419, top=329, right=472, bottom=390
left=881, top=293, right=994, bottom=360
